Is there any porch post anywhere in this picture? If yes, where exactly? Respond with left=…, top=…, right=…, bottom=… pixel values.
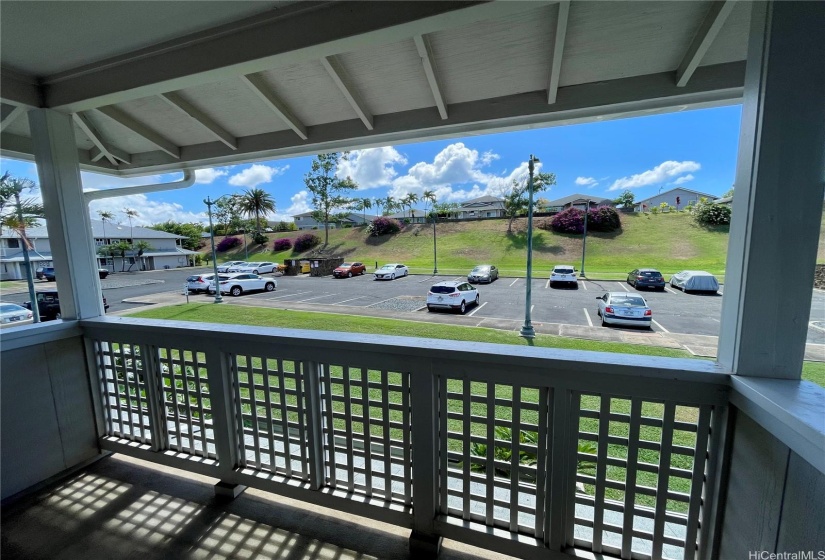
left=718, top=1, right=825, bottom=378
left=29, top=109, right=103, bottom=319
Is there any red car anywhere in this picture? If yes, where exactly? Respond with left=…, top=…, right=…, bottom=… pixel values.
left=333, top=262, right=366, bottom=278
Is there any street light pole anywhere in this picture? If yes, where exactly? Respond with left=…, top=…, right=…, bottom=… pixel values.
left=580, top=199, right=591, bottom=277
left=433, top=211, right=438, bottom=275
left=520, top=154, right=540, bottom=339
left=204, top=196, right=224, bottom=304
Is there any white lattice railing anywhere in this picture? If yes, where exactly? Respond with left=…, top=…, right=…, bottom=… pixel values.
left=83, top=317, right=730, bottom=560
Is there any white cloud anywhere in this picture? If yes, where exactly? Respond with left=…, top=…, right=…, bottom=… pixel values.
left=575, top=176, right=598, bottom=188
left=673, top=174, right=695, bottom=185
left=228, top=164, right=289, bottom=188
left=269, top=190, right=311, bottom=223
left=88, top=193, right=207, bottom=226
left=195, top=168, right=228, bottom=184
left=481, top=150, right=500, bottom=166
left=608, top=160, right=700, bottom=191
left=336, top=147, right=407, bottom=189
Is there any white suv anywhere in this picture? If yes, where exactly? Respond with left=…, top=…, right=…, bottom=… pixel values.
left=208, top=273, right=276, bottom=296
left=550, top=265, right=578, bottom=288
left=427, top=281, right=479, bottom=314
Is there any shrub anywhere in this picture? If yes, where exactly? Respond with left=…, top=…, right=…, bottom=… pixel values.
left=293, top=233, right=321, bottom=252
left=650, top=206, right=659, bottom=215
left=272, top=238, right=293, bottom=252
left=366, top=216, right=402, bottom=237
left=549, top=206, right=621, bottom=234
left=251, top=231, right=268, bottom=246
left=693, top=200, right=731, bottom=225
left=216, top=236, right=242, bottom=252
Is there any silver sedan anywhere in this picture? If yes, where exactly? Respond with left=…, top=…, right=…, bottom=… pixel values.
left=596, top=292, right=653, bottom=329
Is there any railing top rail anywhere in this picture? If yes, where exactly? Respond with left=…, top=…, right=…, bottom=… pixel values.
left=80, top=316, right=731, bottom=388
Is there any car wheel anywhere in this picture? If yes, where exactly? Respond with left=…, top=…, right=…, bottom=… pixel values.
left=601, top=314, right=607, bottom=327
left=253, top=270, right=259, bottom=274
left=230, top=286, right=242, bottom=297
left=265, top=282, right=275, bottom=292
left=404, top=270, right=408, bottom=277
left=474, top=294, right=480, bottom=306
left=390, top=273, right=395, bottom=280
left=459, top=301, right=466, bottom=314
left=348, top=272, right=352, bottom=278
left=427, top=305, right=433, bottom=312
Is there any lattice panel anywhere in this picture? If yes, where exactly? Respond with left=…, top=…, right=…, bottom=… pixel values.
left=321, top=364, right=412, bottom=505
left=573, top=394, right=713, bottom=560
left=232, top=355, right=310, bottom=479
left=157, top=348, right=216, bottom=458
left=439, top=378, right=551, bottom=538
left=94, top=340, right=153, bottom=443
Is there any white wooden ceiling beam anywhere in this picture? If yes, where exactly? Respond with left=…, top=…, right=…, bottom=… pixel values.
left=676, top=0, right=737, bottom=87
left=321, top=56, right=373, bottom=130
left=413, top=34, right=448, bottom=120
left=72, top=111, right=132, bottom=165
left=547, top=0, right=571, bottom=104
left=96, top=105, right=180, bottom=159
left=159, top=91, right=237, bottom=150
left=0, top=67, right=42, bottom=108
left=0, top=105, right=26, bottom=133
left=240, top=74, right=308, bottom=140
left=46, top=2, right=543, bottom=113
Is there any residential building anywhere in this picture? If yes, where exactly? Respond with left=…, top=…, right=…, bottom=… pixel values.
left=387, top=209, right=427, bottom=223
left=0, top=219, right=198, bottom=279
left=292, top=212, right=378, bottom=230
left=543, top=194, right=614, bottom=213
left=456, top=195, right=505, bottom=219
left=634, top=187, right=717, bottom=212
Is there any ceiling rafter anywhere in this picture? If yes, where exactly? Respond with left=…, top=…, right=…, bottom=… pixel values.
left=96, top=105, right=180, bottom=159
left=547, top=0, right=571, bottom=105
left=72, top=112, right=130, bottom=165
left=240, top=73, right=308, bottom=140
left=413, top=34, right=448, bottom=120
left=0, top=105, right=26, bottom=133
left=676, top=0, right=737, bottom=87
left=159, top=91, right=237, bottom=150
left=321, top=56, right=373, bottom=131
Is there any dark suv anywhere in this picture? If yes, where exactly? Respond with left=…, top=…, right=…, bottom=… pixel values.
left=24, top=290, right=109, bottom=320
left=626, top=268, right=666, bottom=291
left=36, top=267, right=109, bottom=281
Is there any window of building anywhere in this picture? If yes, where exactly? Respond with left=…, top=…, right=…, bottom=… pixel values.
left=7, top=238, right=20, bottom=249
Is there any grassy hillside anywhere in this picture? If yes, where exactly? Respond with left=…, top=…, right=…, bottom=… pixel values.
left=209, top=212, right=734, bottom=277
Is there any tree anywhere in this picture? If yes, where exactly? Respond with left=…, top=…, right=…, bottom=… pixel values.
left=613, top=190, right=636, bottom=209
left=501, top=171, right=556, bottom=233
left=422, top=190, right=437, bottom=217
left=97, top=210, right=115, bottom=245
left=381, top=196, right=397, bottom=216
left=401, top=193, right=419, bottom=218
left=214, top=196, right=243, bottom=235
left=150, top=221, right=204, bottom=251
left=433, top=201, right=459, bottom=218
left=130, top=240, right=152, bottom=271
left=110, top=241, right=132, bottom=272
left=303, top=153, right=359, bottom=245
left=350, top=197, right=373, bottom=224
left=238, top=188, right=276, bottom=235
left=723, top=186, right=735, bottom=198
left=123, top=208, right=139, bottom=241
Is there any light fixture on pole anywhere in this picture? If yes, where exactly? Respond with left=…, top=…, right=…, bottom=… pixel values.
left=580, top=199, right=591, bottom=277
left=520, top=154, right=540, bottom=339
left=204, top=195, right=227, bottom=304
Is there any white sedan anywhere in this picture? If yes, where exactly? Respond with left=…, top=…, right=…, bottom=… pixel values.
left=217, top=261, right=246, bottom=273
left=374, top=263, right=409, bottom=280
left=208, top=273, right=277, bottom=296
left=233, top=262, right=278, bottom=274
left=0, top=303, right=33, bottom=328
left=596, top=292, right=652, bottom=329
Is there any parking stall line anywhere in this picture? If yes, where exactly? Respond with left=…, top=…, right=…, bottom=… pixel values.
left=331, top=296, right=368, bottom=306
left=509, top=278, right=520, bottom=287
left=418, top=276, right=438, bottom=283
left=617, top=282, right=629, bottom=292
left=580, top=281, right=588, bottom=291
left=265, top=291, right=311, bottom=300
left=583, top=308, right=593, bottom=327
left=545, top=279, right=550, bottom=289
left=651, top=319, right=669, bottom=333
left=293, top=293, right=338, bottom=303
left=664, top=286, right=678, bottom=295
left=467, top=301, right=487, bottom=317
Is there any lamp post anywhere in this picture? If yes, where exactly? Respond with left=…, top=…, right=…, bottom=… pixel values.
left=204, top=195, right=226, bottom=304
left=580, top=199, right=591, bottom=277
left=520, top=154, right=540, bottom=339
left=432, top=211, right=438, bottom=275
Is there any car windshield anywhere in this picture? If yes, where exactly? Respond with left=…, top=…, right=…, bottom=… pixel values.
left=1, top=304, right=21, bottom=312
left=186, top=276, right=199, bottom=282
left=472, top=266, right=490, bottom=273
left=611, top=296, right=646, bottom=306
left=431, top=285, right=456, bottom=294
left=555, top=268, right=574, bottom=274
left=340, top=263, right=352, bottom=267
left=217, top=275, right=231, bottom=281
left=641, top=271, right=661, bottom=277
left=379, top=265, right=394, bottom=270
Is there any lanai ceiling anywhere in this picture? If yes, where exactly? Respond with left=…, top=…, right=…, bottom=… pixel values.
left=0, top=1, right=750, bottom=176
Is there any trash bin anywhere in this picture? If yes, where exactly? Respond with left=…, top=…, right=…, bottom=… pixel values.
left=300, top=261, right=311, bottom=274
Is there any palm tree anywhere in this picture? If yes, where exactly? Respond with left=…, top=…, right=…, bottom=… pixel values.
left=237, top=188, right=276, bottom=235
left=405, top=193, right=419, bottom=218
left=130, top=240, right=152, bottom=271
left=382, top=196, right=396, bottom=216
left=123, top=208, right=139, bottom=241
left=423, top=189, right=437, bottom=216
left=97, top=210, right=114, bottom=243
left=355, top=197, right=372, bottom=225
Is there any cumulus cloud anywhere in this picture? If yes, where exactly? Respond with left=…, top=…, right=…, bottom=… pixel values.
left=336, top=147, right=407, bottom=189
left=195, top=168, right=228, bottom=184
left=88, top=193, right=206, bottom=226
left=228, top=164, right=289, bottom=188
left=269, top=190, right=312, bottom=223
left=608, top=160, right=700, bottom=191
left=481, top=150, right=500, bottom=166
left=575, top=176, right=598, bottom=188
left=673, top=174, right=695, bottom=185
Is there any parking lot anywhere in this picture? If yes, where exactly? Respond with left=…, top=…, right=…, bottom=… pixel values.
left=3, top=267, right=824, bottom=345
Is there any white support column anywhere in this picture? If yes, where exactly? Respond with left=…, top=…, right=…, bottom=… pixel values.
left=718, top=2, right=825, bottom=378
left=29, top=109, right=104, bottom=320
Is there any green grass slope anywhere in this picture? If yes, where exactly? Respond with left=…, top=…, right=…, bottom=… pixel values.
left=211, top=212, right=731, bottom=277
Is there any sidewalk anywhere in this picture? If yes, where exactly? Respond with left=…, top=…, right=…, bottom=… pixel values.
left=118, top=290, right=825, bottom=361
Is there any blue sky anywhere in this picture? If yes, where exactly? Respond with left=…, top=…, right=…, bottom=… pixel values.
left=0, top=104, right=741, bottom=226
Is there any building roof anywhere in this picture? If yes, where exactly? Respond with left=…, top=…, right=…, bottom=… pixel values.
left=0, top=219, right=185, bottom=240
left=635, top=187, right=718, bottom=205
left=459, top=196, right=504, bottom=209
left=545, top=194, right=613, bottom=207
left=292, top=211, right=378, bottom=222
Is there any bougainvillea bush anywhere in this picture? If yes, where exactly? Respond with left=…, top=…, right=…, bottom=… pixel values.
left=293, top=233, right=321, bottom=252
left=216, top=236, right=242, bottom=252
left=366, top=217, right=402, bottom=237
left=549, top=208, right=585, bottom=234
left=272, top=238, right=293, bottom=252
left=548, top=206, right=621, bottom=234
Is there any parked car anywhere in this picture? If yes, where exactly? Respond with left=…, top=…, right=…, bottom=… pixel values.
left=233, top=262, right=277, bottom=274
left=333, top=262, right=366, bottom=278
left=208, top=273, right=276, bottom=296
left=467, top=264, right=498, bottom=284
left=217, top=261, right=246, bottom=273
left=596, top=292, right=652, bottom=329
left=427, top=281, right=479, bottom=314
left=37, top=266, right=109, bottom=280
left=186, top=273, right=215, bottom=293
left=627, top=268, right=665, bottom=291
left=98, top=268, right=110, bottom=279
left=550, top=265, right=578, bottom=288
left=669, top=270, right=719, bottom=293
left=374, top=263, right=408, bottom=280
left=23, top=289, right=109, bottom=320
left=0, top=303, right=33, bottom=328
